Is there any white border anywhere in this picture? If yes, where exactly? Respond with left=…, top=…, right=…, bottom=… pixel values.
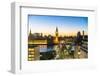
left=11, top=2, right=96, bottom=74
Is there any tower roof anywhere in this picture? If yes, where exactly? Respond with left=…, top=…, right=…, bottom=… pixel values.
left=56, top=27, right=58, bottom=32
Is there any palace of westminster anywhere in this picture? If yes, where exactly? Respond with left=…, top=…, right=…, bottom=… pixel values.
left=28, top=27, right=88, bottom=61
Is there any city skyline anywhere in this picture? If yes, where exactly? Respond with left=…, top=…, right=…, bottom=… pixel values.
left=28, top=15, right=88, bottom=36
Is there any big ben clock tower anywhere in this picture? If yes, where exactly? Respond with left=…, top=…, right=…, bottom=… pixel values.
left=54, top=27, right=59, bottom=44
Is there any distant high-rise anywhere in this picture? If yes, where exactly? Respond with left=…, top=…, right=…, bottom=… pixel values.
left=82, top=30, right=84, bottom=39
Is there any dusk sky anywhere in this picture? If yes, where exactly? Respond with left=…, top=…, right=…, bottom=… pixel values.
left=28, top=15, right=88, bottom=36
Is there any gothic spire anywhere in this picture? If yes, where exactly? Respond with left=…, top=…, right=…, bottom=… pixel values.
left=29, top=29, right=32, bottom=35
left=56, top=27, right=58, bottom=32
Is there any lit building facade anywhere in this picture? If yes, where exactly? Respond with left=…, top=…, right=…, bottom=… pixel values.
left=28, top=29, right=47, bottom=61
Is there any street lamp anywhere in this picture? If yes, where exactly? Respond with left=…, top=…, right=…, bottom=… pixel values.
left=78, top=51, right=81, bottom=59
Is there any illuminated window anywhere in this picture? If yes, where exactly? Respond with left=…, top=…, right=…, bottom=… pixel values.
left=30, top=52, right=35, bottom=54
left=28, top=58, right=33, bottom=61
left=28, top=55, right=34, bottom=57
left=28, top=48, right=34, bottom=51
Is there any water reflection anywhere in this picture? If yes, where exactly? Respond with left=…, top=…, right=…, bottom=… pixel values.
left=38, top=44, right=57, bottom=60
left=34, top=44, right=73, bottom=60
